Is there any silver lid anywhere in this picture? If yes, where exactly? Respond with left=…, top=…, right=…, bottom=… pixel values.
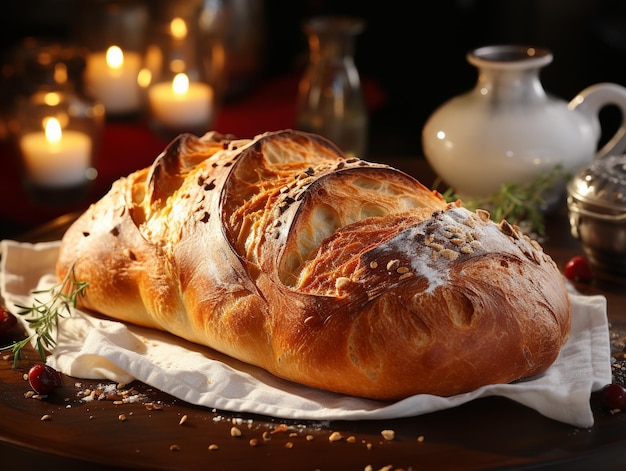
left=567, top=154, right=626, bottom=213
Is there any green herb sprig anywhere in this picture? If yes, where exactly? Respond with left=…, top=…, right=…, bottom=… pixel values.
left=435, top=164, right=569, bottom=237
left=1, top=262, right=88, bottom=368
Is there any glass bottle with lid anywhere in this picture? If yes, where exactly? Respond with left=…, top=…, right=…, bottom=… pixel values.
left=295, top=16, right=368, bottom=158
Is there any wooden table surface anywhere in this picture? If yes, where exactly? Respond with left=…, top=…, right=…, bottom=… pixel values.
left=2, top=157, right=626, bottom=471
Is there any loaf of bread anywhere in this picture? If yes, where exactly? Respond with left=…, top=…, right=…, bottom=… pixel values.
left=56, top=129, right=571, bottom=400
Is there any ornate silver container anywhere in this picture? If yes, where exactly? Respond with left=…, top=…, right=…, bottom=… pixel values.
left=567, top=154, right=626, bottom=273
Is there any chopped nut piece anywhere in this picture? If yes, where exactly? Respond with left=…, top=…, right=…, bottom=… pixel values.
left=381, top=429, right=395, bottom=441
left=230, top=426, right=242, bottom=437
left=445, top=225, right=463, bottom=234
left=346, top=436, right=356, bottom=443
left=40, top=414, right=52, bottom=421
left=329, top=431, right=343, bottom=442
left=285, top=442, right=294, bottom=448
left=335, top=277, right=351, bottom=290
left=476, top=208, right=490, bottom=222
left=249, top=438, right=259, bottom=447
left=499, top=219, right=515, bottom=236
left=469, top=240, right=482, bottom=249
left=417, top=435, right=425, bottom=443
left=118, top=414, right=127, bottom=421
left=179, top=414, right=188, bottom=425
left=145, top=402, right=164, bottom=410
left=386, top=259, right=400, bottom=271
left=441, top=248, right=459, bottom=260
left=169, top=444, right=180, bottom=452
left=272, top=424, right=289, bottom=434
left=464, top=215, right=477, bottom=228
left=305, top=435, right=314, bottom=441
left=369, top=261, right=378, bottom=269
left=208, top=444, right=219, bottom=451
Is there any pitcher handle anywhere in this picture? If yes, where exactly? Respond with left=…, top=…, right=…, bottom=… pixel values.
left=569, top=82, right=626, bottom=159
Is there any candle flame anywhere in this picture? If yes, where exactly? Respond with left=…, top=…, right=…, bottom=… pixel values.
left=172, top=73, right=190, bottom=95
left=106, top=46, right=124, bottom=70
left=170, top=17, right=188, bottom=39
left=44, top=117, right=62, bottom=144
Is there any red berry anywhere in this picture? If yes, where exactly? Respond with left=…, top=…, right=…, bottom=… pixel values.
left=564, top=255, right=593, bottom=282
left=601, top=383, right=626, bottom=410
left=28, top=364, right=62, bottom=395
left=0, top=307, right=18, bottom=337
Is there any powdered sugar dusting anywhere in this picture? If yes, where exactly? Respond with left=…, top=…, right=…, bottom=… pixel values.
left=384, top=206, right=538, bottom=295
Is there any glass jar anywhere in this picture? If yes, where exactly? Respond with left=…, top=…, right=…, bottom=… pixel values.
left=144, top=0, right=223, bottom=139
left=295, top=16, right=368, bottom=158
left=10, top=41, right=105, bottom=205
left=1, top=38, right=88, bottom=142
left=199, top=0, right=265, bottom=101
left=13, top=88, right=105, bottom=205
left=6, top=38, right=87, bottom=99
left=72, top=0, right=149, bottom=118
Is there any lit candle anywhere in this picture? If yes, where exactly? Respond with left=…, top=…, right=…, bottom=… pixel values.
left=85, top=45, right=142, bottom=115
left=19, top=117, right=92, bottom=187
left=148, top=73, right=213, bottom=130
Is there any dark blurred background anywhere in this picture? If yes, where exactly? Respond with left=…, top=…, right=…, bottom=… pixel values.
left=2, top=0, right=625, bottom=157
left=1, top=0, right=625, bottom=239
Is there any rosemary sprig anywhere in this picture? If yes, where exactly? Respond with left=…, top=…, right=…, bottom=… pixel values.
left=1, top=262, right=88, bottom=368
left=436, top=164, right=569, bottom=237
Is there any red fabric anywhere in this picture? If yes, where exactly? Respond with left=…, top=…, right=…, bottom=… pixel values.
left=0, top=74, right=386, bottom=235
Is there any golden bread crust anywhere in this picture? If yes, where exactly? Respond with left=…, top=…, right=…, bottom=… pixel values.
left=56, top=130, right=571, bottom=400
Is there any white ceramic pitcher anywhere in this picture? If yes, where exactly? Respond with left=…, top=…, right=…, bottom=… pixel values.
left=422, top=45, right=626, bottom=200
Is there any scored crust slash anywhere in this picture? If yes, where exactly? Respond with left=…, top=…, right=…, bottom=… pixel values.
left=55, top=129, right=571, bottom=401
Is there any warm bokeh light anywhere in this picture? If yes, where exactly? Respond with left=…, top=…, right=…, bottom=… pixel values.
left=43, top=92, right=61, bottom=106
left=53, top=62, right=68, bottom=85
left=137, top=68, right=152, bottom=88
left=106, top=45, right=124, bottom=69
left=170, top=58, right=186, bottom=73
left=170, top=17, right=188, bottom=39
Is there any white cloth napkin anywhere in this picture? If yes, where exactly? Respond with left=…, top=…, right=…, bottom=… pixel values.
left=1, top=239, right=612, bottom=428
